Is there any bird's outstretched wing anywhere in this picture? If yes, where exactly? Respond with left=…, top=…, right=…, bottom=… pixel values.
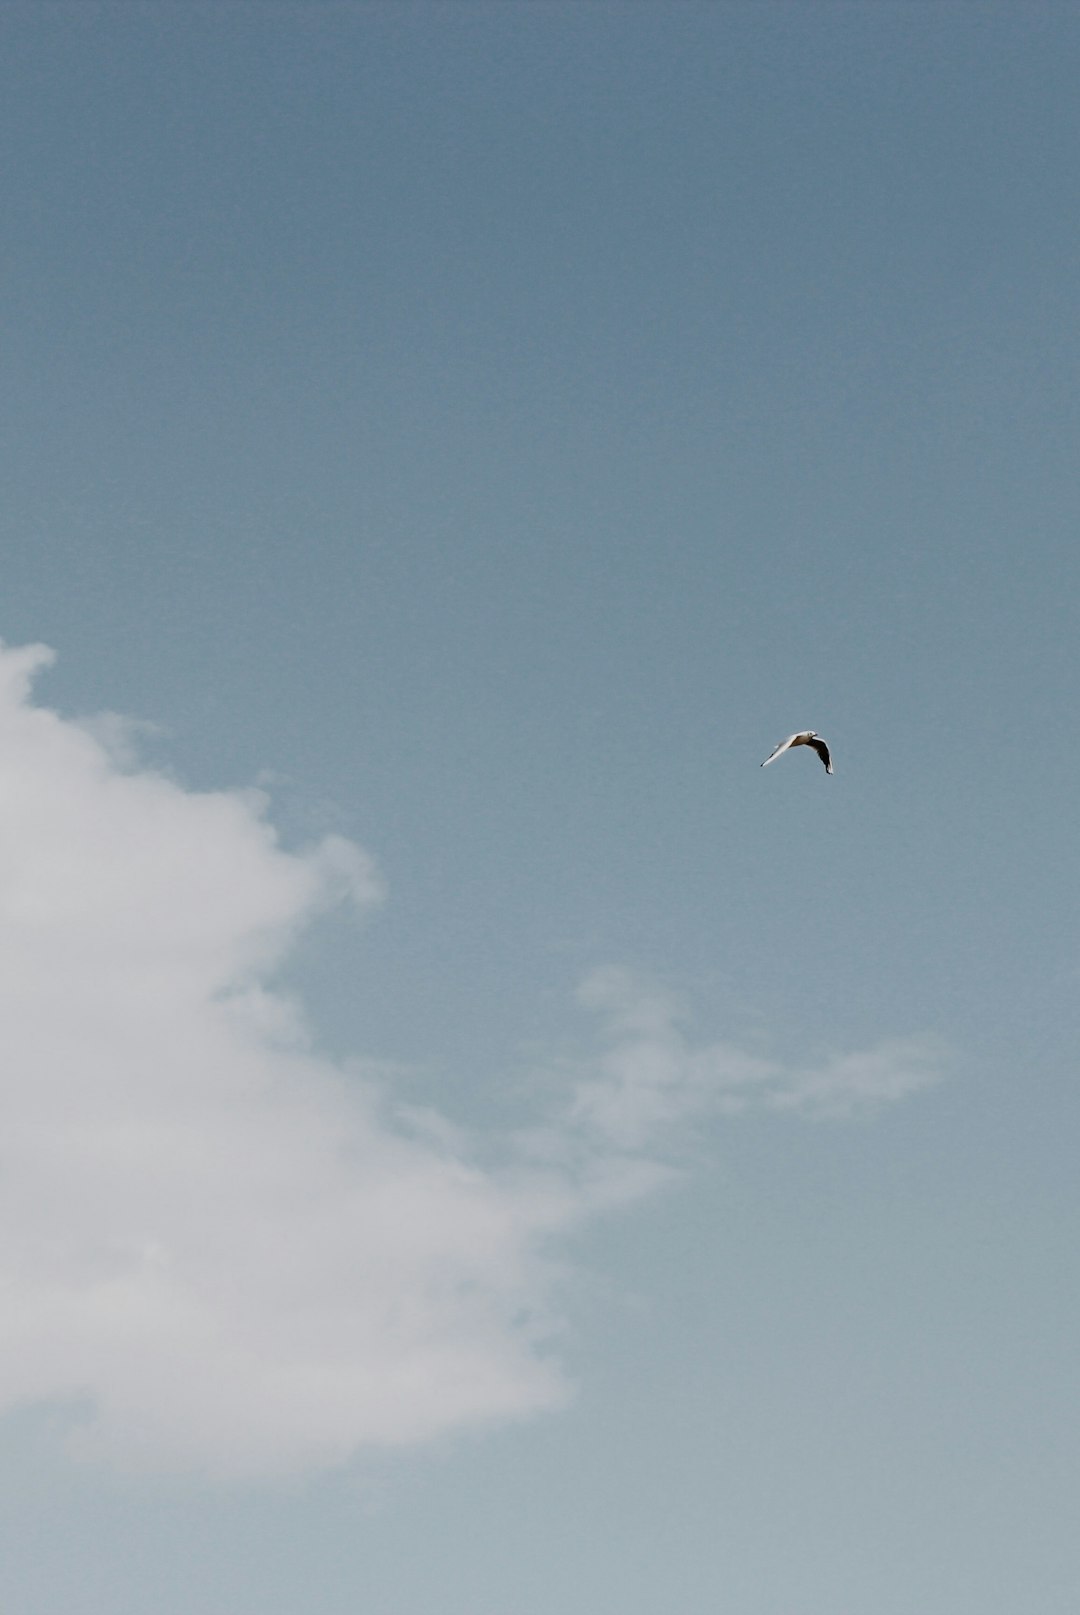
left=760, top=734, right=799, bottom=767
left=807, top=737, right=834, bottom=773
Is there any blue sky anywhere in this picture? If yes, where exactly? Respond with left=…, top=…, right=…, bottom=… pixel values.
left=1, top=4, right=1079, bottom=1611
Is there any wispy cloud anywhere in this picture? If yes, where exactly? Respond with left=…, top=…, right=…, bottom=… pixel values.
left=568, top=966, right=946, bottom=1140
left=0, top=644, right=946, bottom=1480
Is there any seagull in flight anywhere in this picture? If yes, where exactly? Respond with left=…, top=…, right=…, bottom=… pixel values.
left=761, top=731, right=834, bottom=774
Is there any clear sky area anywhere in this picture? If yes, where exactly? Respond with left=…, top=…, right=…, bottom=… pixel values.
left=1, top=4, right=1079, bottom=1612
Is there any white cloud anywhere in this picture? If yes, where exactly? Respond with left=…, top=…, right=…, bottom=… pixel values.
left=569, top=966, right=946, bottom=1138
left=0, top=643, right=946, bottom=1480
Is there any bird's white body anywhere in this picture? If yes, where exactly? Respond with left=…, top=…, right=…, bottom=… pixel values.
left=761, top=731, right=834, bottom=773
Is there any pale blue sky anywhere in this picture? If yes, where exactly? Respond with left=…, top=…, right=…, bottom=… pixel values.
left=1, top=4, right=1079, bottom=1611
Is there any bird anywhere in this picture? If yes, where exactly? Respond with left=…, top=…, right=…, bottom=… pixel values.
left=760, top=731, right=834, bottom=774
